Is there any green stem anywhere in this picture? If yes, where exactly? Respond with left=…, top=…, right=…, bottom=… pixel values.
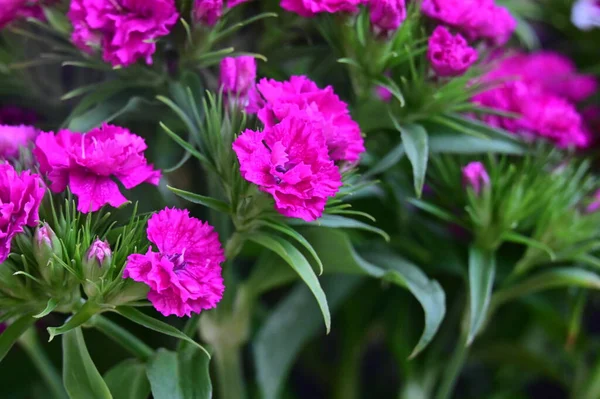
left=19, top=329, right=68, bottom=399
left=214, top=342, right=247, bottom=399
left=434, top=331, right=469, bottom=399
left=90, top=315, right=154, bottom=361
left=333, top=343, right=362, bottom=399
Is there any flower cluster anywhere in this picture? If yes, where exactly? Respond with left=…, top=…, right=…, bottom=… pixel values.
left=0, top=0, right=47, bottom=29
left=34, top=124, right=161, bottom=213
left=427, top=26, right=477, bottom=77
left=123, top=208, right=225, bottom=317
left=368, top=0, right=406, bottom=36
left=68, top=0, right=179, bottom=66
left=472, top=52, right=596, bottom=148
left=421, top=0, right=516, bottom=46
left=0, top=163, right=45, bottom=263
left=0, top=125, right=38, bottom=159
left=281, top=0, right=364, bottom=17
left=193, top=0, right=223, bottom=26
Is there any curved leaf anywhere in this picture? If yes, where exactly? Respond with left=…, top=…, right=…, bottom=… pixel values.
left=104, top=359, right=150, bottom=399
left=291, top=214, right=390, bottom=242
left=0, top=314, right=35, bottom=362
left=168, top=186, right=231, bottom=214
left=467, top=246, right=496, bottom=345
left=398, top=122, right=429, bottom=198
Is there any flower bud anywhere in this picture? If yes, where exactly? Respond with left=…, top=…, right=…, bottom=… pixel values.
left=462, top=162, right=490, bottom=195
left=193, top=0, right=223, bottom=26
left=369, top=0, right=406, bottom=37
left=83, top=239, right=111, bottom=282
left=33, top=224, right=63, bottom=284
left=427, top=26, right=477, bottom=77
left=586, top=189, right=600, bottom=213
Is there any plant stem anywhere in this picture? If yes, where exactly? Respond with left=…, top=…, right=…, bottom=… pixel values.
left=434, top=331, right=469, bottom=399
left=19, top=328, right=68, bottom=399
left=213, top=342, right=247, bottom=399
left=90, top=315, right=154, bottom=361
left=333, top=343, right=362, bottom=399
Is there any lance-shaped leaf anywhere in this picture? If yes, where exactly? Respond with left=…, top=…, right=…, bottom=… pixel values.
left=467, top=246, right=496, bottom=345
left=0, top=314, right=35, bottom=362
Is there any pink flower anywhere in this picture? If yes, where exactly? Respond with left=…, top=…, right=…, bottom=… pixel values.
left=0, top=125, right=38, bottom=159
left=233, top=111, right=342, bottom=221
left=427, top=26, right=477, bottom=77
left=33, top=124, right=161, bottom=213
left=462, top=161, right=489, bottom=195
left=257, top=76, right=365, bottom=163
left=193, top=0, right=223, bottom=26
left=421, top=0, right=516, bottom=45
left=0, top=0, right=49, bottom=28
left=280, top=0, right=365, bottom=17
left=123, top=208, right=225, bottom=317
left=587, top=189, right=600, bottom=213
left=0, top=163, right=45, bottom=262
left=369, top=0, right=406, bottom=35
left=375, top=85, right=392, bottom=102
left=68, top=0, right=179, bottom=67
left=220, top=56, right=262, bottom=112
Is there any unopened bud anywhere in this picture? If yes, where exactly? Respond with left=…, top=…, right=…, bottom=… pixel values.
left=462, top=162, right=490, bottom=195
left=83, top=239, right=112, bottom=297
left=193, top=0, right=223, bottom=26
left=34, top=224, right=64, bottom=284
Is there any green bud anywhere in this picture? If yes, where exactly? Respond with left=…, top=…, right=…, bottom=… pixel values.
left=34, top=224, right=64, bottom=284
left=83, top=239, right=111, bottom=297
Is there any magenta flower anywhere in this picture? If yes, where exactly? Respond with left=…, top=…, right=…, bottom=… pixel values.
left=0, top=0, right=48, bottom=29
left=257, top=76, right=365, bottom=163
left=220, top=56, right=262, bottom=112
left=0, top=125, right=38, bottom=159
left=427, top=26, right=477, bottom=77
left=123, top=208, right=225, bottom=317
left=33, top=124, right=161, bottom=213
left=587, top=189, right=600, bottom=213
left=233, top=111, right=342, bottom=221
left=68, top=0, right=179, bottom=67
left=193, top=0, right=223, bottom=26
left=421, top=0, right=516, bottom=46
left=0, top=163, right=45, bottom=263
left=369, top=0, right=406, bottom=36
left=462, top=162, right=489, bottom=195
left=280, top=0, right=365, bottom=17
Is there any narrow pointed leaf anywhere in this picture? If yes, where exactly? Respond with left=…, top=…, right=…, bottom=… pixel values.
left=0, top=314, right=35, bottom=362
left=290, top=214, right=389, bottom=241
left=398, top=123, right=429, bottom=197
left=48, top=301, right=102, bottom=341
left=467, top=246, right=496, bottom=345
left=34, top=298, right=58, bottom=318
left=168, top=186, right=230, bottom=214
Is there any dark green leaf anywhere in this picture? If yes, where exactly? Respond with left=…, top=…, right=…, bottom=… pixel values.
left=291, top=214, right=389, bottom=241
left=63, top=328, right=113, bottom=399
left=0, top=315, right=35, bottom=362
left=429, top=132, right=526, bottom=155
left=168, top=186, right=230, bottom=213
left=467, top=246, right=496, bottom=345
left=104, top=359, right=150, bottom=399
left=146, top=350, right=183, bottom=399
left=146, top=348, right=211, bottom=399
left=68, top=97, right=148, bottom=132
left=399, top=123, right=429, bottom=197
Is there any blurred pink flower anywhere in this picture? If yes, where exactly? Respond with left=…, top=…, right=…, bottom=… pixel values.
left=0, top=0, right=48, bottom=29
left=572, top=0, right=600, bottom=31
left=0, top=125, right=38, bottom=159
left=193, top=0, right=223, bottom=26
left=233, top=111, right=342, bottom=221
left=427, top=26, right=477, bottom=77
left=369, top=0, right=406, bottom=36
left=280, top=0, right=365, bottom=17
left=220, top=56, right=262, bottom=112
left=0, top=163, right=45, bottom=262
left=257, top=75, right=365, bottom=163
left=123, top=208, right=225, bottom=317
left=586, top=189, right=600, bottom=213
left=34, top=124, right=161, bottom=213
left=68, top=0, right=179, bottom=67
left=462, top=161, right=489, bottom=195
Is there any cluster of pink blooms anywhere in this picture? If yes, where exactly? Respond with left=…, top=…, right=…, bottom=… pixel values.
left=472, top=51, right=598, bottom=148
left=68, top=0, right=179, bottom=67
left=34, top=124, right=161, bottom=213
left=193, top=0, right=253, bottom=26
left=0, top=0, right=48, bottom=29
left=462, top=161, right=489, bottom=195
left=421, top=0, right=516, bottom=46
left=123, top=208, right=225, bottom=317
left=281, top=0, right=364, bottom=17
left=427, top=26, right=477, bottom=77
left=0, top=125, right=38, bottom=159
left=0, top=163, right=45, bottom=263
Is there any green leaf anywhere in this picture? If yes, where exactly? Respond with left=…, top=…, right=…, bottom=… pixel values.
left=146, top=348, right=211, bottom=399
left=467, top=246, right=496, bottom=345
left=291, top=214, right=390, bottom=241
left=0, top=314, right=35, bottom=362
left=254, top=276, right=362, bottom=399
left=248, top=233, right=331, bottom=333
left=68, top=96, right=148, bottom=132
left=429, top=132, right=526, bottom=155
left=63, top=328, right=113, bottom=399
left=48, top=301, right=102, bottom=341
left=104, top=359, right=150, bottom=399
left=159, top=122, right=213, bottom=169
left=398, top=123, right=429, bottom=197
left=503, top=232, right=555, bottom=261
left=407, top=198, right=463, bottom=225
left=168, top=186, right=230, bottom=214
left=364, top=142, right=404, bottom=178
left=42, top=6, right=72, bottom=35
left=115, top=307, right=210, bottom=358
left=34, top=298, right=58, bottom=318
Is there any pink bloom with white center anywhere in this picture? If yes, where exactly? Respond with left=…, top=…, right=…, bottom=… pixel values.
left=33, top=124, right=161, bottom=213
left=233, top=111, right=342, bottom=221
left=68, top=0, right=179, bottom=67
left=427, top=26, right=477, bottom=77
left=462, top=161, right=489, bottom=195
left=280, top=0, right=365, bottom=17
left=369, top=0, right=406, bottom=36
left=193, top=0, right=223, bottom=26
left=0, top=125, right=38, bottom=159
left=257, top=75, right=365, bottom=163
left=0, top=163, right=45, bottom=262
left=123, top=208, right=225, bottom=317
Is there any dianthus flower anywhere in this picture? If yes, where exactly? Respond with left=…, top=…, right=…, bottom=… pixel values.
left=193, top=0, right=223, bottom=26
left=0, top=163, right=45, bottom=263
left=0, top=0, right=48, bottom=29
left=427, top=26, right=477, bottom=77
left=257, top=75, right=365, bottom=163
left=0, top=125, right=38, bottom=159
left=421, top=0, right=516, bottom=45
left=68, top=0, right=179, bottom=67
left=280, top=0, right=365, bottom=17
left=33, top=124, right=161, bottom=213
left=369, top=0, right=406, bottom=36
left=220, top=56, right=262, bottom=112
left=123, top=208, right=225, bottom=317
left=233, top=111, right=342, bottom=221
left=462, top=161, right=489, bottom=195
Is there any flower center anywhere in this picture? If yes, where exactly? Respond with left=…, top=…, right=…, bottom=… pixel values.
left=167, top=252, right=187, bottom=271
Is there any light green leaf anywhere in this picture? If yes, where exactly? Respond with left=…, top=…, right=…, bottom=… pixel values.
left=104, top=359, right=150, bottom=399
left=467, top=246, right=496, bottom=345
left=0, top=314, right=35, bottom=362
left=291, top=214, right=389, bottom=242
left=429, top=133, right=525, bottom=155
left=248, top=233, right=331, bottom=333
left=146, top=348, right=211, bottom=399
left=115, top=307, right=210, bottom=358
left=34, top=298, right=58, bottom=318
left=168, top=186, right=230, bottom=213
left=398, top=123, right=429, bottom=197
left=503, top=232, right=555, bottom=261
left=146, top=350, right=183, bottom=399
left=63, top=328, right=113, bottom=399
left=68, top=97, right=148, bottom=132
left=48, top=301, right=102, bottom=341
